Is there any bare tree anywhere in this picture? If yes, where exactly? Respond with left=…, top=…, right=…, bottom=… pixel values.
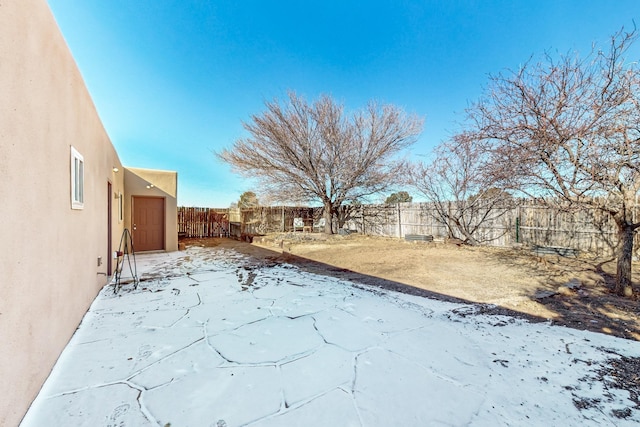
left=218, top=92, right=423, bottom=233
left=468, top=29, right=640, bottom=295
left=410, top=133, right=513, bottom=245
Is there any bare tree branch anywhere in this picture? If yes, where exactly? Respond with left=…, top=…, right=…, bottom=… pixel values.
left=409, top=132, right=514, bottom=245
left=218, top=92, right=423, bottom=233
left=467, top=28, right=640, bottom=295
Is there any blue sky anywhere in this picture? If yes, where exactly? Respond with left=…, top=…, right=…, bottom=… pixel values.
left=47, top=1, right=639, bottom=207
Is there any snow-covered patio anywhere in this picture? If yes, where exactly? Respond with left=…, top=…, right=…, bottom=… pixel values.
left=21, top=246, right=640, bottom=426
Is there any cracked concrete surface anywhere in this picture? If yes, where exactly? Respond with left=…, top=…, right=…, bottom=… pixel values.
left=20, top=246, right=640, bottom=426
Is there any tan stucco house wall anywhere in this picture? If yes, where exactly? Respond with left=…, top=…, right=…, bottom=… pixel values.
left=0, top=1, right=177, bottom=425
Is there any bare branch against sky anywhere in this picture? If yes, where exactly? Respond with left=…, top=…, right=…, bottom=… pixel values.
left=218, top=92, right=422, bottom=233
left=46, top=1, right=639, bottom=207
left=467, top=28, right=640, bottom=295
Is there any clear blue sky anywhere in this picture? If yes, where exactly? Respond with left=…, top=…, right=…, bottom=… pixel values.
left=47, top=0, right=639, bottom=207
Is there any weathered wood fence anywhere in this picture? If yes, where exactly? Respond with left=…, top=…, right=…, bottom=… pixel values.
left=178, top=206, right=321, bottom=238
left=351, top=201, right=638, bottom=256
left=177, top=207, right=230, bottom=238
left=178, top=201, right=639, bottom=256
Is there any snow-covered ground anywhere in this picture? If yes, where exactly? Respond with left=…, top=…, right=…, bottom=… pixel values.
left=21, top=246, right=640, bottom=426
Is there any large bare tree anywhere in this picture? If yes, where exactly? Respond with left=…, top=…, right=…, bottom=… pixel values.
left=218, top=92, right=423, bottom=233
left=468, top=29, right=640, bottom=295
left=410, top=133, right=513, bottom=245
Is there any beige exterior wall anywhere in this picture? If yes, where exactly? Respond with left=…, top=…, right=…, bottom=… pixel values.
left=0, top=1, right=125, bottom=425
left=124, top=167, right=179, bottom=252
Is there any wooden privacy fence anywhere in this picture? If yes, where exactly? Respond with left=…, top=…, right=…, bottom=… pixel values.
left=234, top=206, right=321, bottom=235
left=351, top=201, right=639, bottom=256
left=178, top=207, right=230, bottom=238
left=179, top=201, right=639, bottom=256
left=178, top=206, right=322, bottom=238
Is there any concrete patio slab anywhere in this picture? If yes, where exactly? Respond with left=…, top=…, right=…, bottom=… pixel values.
left=20, top=246, right=640, bottom=426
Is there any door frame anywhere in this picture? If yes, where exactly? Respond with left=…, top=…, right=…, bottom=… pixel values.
left=107, top=181, right=113, bottom=276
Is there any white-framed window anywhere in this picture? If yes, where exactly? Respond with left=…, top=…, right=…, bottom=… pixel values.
left=70, top=146, right=84, bottom=209
left=118, top=192, right=124, bottom=222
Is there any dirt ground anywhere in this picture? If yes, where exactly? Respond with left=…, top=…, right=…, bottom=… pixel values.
left=180, top=234, right=640, bottom=341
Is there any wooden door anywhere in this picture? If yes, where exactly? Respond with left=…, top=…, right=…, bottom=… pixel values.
left=132, top=197, right=165, bottom=251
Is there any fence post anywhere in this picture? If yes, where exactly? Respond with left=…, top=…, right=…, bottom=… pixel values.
left=397, top=203, right=402, bottom=238
left=515, top=205, right=521, bottom=243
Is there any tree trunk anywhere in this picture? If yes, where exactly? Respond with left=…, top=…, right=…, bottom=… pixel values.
left=457, top=226, right=480, bottom=246
left=614, top=221, right=635, bottom=296
left=323, top=201, right=334, bottom=234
